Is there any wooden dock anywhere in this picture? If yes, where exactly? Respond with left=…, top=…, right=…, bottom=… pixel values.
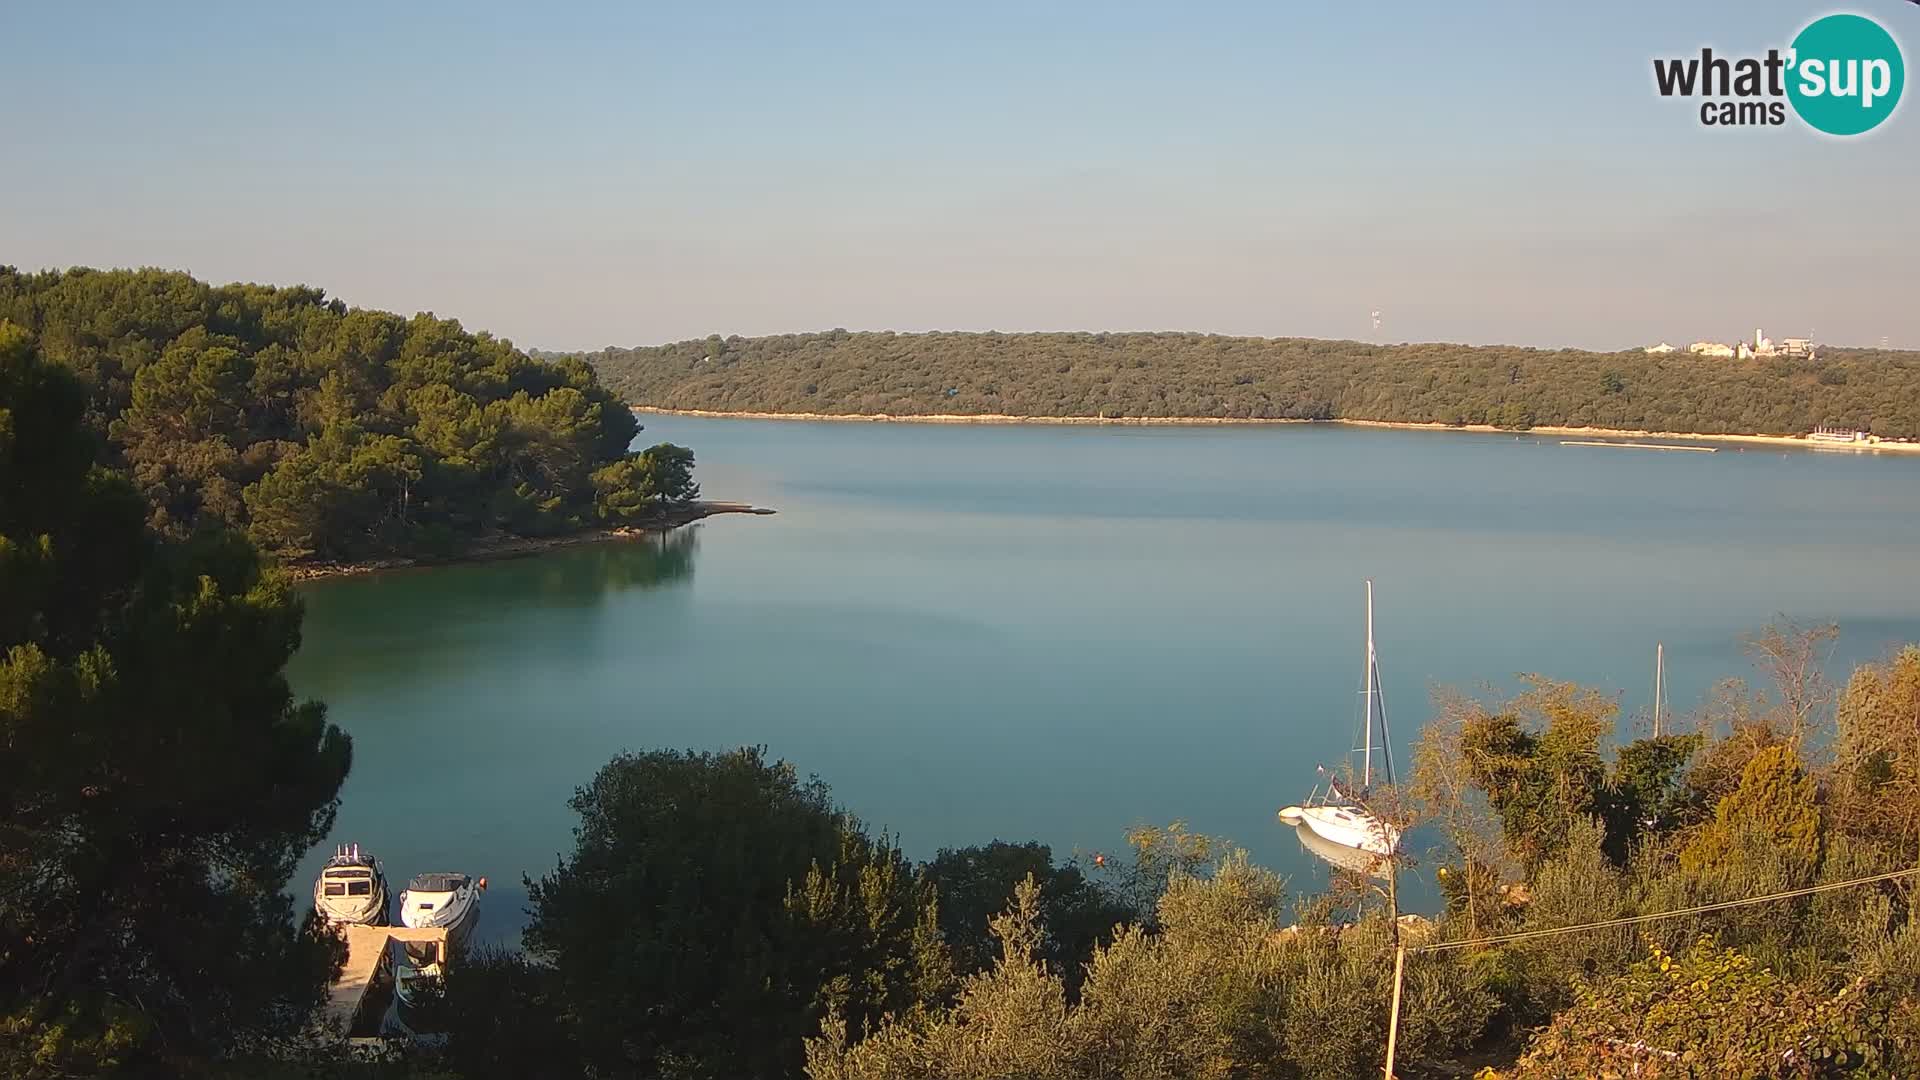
left=1560, top=440, right=1717, bottom=453
left=318, top=925, right=451, bottom=1039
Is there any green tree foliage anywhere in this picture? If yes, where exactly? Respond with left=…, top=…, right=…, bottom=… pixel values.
left=577, top=331, right=1920, bottom=438
left=922, top=841, right=1132, bottom=990
left=1409, top=640, right=1920, bottom=1063
left=1512, top=939, right=1884, bottom=1078
left=1097, top=821, right=1226, bottom=924
left=1411, top=690, right=1514, bottom=939
left=1832, top=647, right=1920, bottom=853
left=0, top=267, right=694, bottom=563
left=1678, top=745, right=1823, bottom=880
left=0, top=332, right=351, bottom=1071
left=1601, top=732, right=1705, bottom=844
left=1493, top=818, right=1639, bottom=1025
left=1682, top=699, right=1791, bottom=813
left=1636, top=745, right=1840, bottom=978
left=590, top=442, right=700, bottom=524
left=426, top=948, right=579, bottom=1080
left=244, top=423, right=425, bottom=559
left=809, top=851, right=1494, bottom=1080
left=520, top=747, right=950, bottom=1079
left=1453, top=679, right=1695, bottom=868
left=806, top=876, right=1069, bottom=1080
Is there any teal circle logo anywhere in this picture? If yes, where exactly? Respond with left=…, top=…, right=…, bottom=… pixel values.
left=1787, top=14, right=1904, bottom=136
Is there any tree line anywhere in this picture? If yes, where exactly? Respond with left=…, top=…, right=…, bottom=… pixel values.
left=576, top=330, right=1920, bottom=439
left=0, top=267, right=697, bottom=565
left=8, top=334, right=1920, bottom=1077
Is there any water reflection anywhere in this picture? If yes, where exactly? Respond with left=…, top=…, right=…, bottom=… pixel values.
left=298, top=529, right=697, bottom=624
left=522, top=528, right=699, bottom=600
left=289, top=529, right=700, bottom=697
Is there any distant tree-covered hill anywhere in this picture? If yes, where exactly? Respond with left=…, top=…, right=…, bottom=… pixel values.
left=0, top=267, right=694, bottom=563
left=579, top=331, right=1920, bottom=439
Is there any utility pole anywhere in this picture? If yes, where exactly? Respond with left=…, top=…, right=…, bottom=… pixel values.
left=1384, top=944, right=1406, bottom=1079
left=1386, top=840, right=1400, bottom=945
left=1346, top=783, right=1405, bottom=1079
left=1382, top=825, right=1403, bottom=1079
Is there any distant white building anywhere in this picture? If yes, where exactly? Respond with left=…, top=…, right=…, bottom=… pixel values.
left=1644, top=342, right=1677, bottom=354
left=1679, top=329, right=1813, bottom=361
left=1810, top=426, right=1871, bottom=444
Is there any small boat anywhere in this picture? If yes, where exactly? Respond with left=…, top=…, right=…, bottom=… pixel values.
left=390, top=935, right=449, bottom=1031
left=1279, top=580, right=1401, bottom=860
left=398, top=871, right=484, bottom=947
left=313, top=843, right=389, bottom=926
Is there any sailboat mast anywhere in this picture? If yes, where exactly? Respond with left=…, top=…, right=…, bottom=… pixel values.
left=1363, top=580, right=1374, bottom=789
left=1654, top=642, right=1664, bottom=738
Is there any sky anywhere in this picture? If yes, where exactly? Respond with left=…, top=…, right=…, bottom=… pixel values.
left=4, top=1, right=1917, bottom=351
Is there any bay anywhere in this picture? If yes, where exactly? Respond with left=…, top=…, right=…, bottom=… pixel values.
left=290, top=418, right=1920, bottom=942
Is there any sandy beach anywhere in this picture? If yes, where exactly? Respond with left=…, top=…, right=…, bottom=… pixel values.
left=631, top=406, right=1920, bottom=455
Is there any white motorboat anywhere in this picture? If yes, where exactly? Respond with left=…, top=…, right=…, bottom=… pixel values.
left=313, top=843, right=389, bottom=926
left=1279, top=580, right=1401, bottom=861
left=398, top=871, right=484, bottom=947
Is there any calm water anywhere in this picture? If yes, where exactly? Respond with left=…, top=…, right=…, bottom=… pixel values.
left=290, top=419, right=1920, bottom=940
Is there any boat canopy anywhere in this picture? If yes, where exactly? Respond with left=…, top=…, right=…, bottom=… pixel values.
left=407, top=872, right=470, bottom=892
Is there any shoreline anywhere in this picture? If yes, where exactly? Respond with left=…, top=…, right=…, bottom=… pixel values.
left=281, top=502, right=775, bottom=583
left=631, top=406, right=1920, bottom=455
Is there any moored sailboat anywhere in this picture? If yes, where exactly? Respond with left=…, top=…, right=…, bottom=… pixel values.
left=1291, top=799, right=1393, bottom=878
left=1278, top=580, right=1401, bottom=861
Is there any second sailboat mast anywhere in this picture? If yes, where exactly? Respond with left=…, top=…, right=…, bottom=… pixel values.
left=1363, top=580, right=1374, bottom=789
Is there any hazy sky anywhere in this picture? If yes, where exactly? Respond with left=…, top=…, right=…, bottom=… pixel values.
left=5, top=1, right=1916, bottom=350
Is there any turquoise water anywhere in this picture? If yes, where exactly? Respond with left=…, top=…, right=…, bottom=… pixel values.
left=289, top=418, right=1920, bottom=940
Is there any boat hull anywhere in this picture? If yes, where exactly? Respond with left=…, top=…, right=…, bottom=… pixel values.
left=314, top=850, right=389, bottom=926
left=315, top=887, right=389, bottom=927
left=1296, top=805, right=1399, bottom=857
left=1291, top=820, right=1391, bottom=878
left=399, top=887, right=479, bottom=948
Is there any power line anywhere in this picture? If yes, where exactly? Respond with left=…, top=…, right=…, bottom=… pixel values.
left=1414, top=867, right=1918, bottom=954
left=1384, top=865, right=1917, bottom=1075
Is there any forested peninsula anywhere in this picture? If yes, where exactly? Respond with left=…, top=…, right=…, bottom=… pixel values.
left=0, top=267, right=703, bottom=569
left=579, top=331, right=1920, bottom=440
